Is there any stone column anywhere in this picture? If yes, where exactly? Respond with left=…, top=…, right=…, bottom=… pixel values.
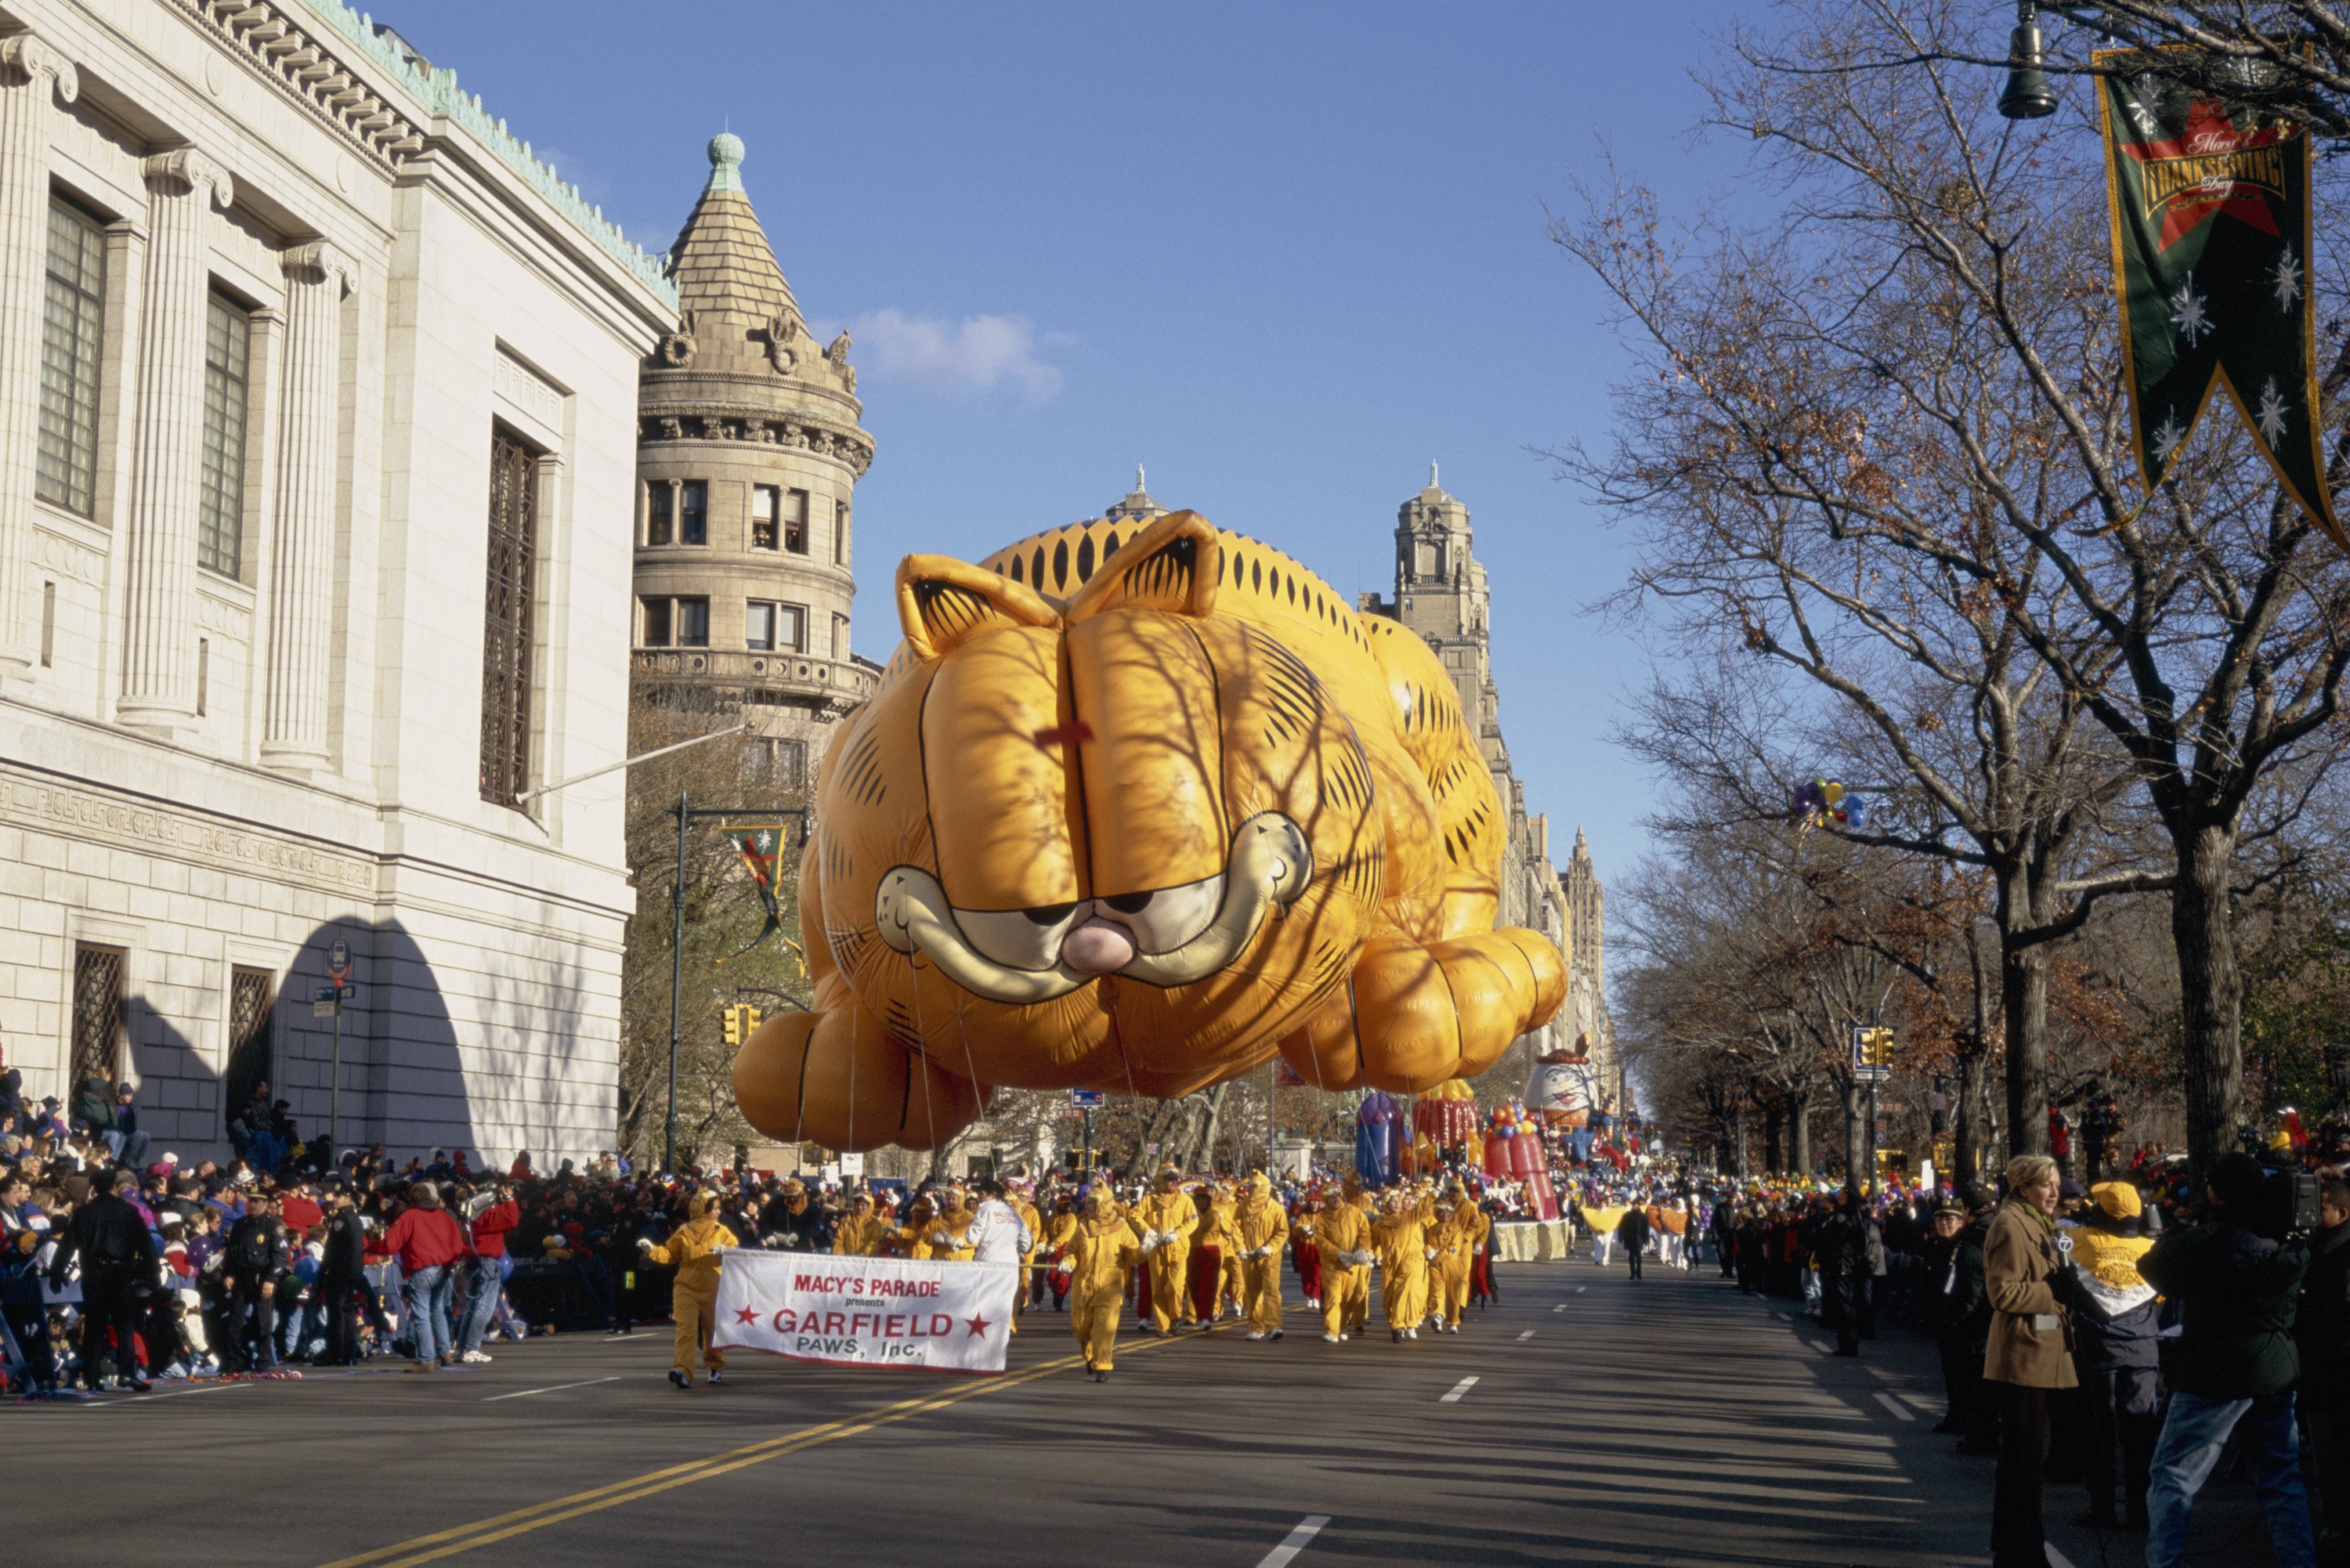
left=117, top=149, right=233, bottom=733
left=260, top=240, right=349, bottom=769
left=0, top=34, right=78, bottom=677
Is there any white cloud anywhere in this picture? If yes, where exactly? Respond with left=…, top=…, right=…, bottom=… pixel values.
left=824, top=309, right=1072, bottom=399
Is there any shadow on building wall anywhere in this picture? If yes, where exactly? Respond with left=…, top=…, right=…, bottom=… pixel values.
left=120, top=917, right=476, bottom=1167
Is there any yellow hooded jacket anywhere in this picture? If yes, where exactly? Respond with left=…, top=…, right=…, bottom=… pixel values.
left=645, top=1198, right=737, bottom=1289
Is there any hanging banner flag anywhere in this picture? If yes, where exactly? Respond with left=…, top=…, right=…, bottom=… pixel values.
left=710, top=1251, right=1019, bottom=1374
left=718, top=824, right=789, bottom=962
left=2097, top=50, right=2343, bottom=549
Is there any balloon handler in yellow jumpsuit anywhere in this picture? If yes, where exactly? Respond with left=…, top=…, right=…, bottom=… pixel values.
left=1068, top=1187, right=1144, bottom=1382
left=1429, top=1194, right=1473, bottom=1334
left=1131, top=1166, right=1198, bottom=1335
left=1372, top=1190, right=1434, bottom=1342
left=1231, top=1172, right=1291, bottom=1341
left=638, top=1192, right=739, bottom=1388
left=1314, top=1186, right=1372, bottom=1343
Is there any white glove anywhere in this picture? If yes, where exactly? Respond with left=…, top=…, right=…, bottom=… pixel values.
left=1424, top=1247, right=1438, bottom=1261
left=927, top=1230, right=951, bottom=1247
left=635, top=1237, right=653, bottom=1253
left=1140, top=1234, right=1162, bottom=1255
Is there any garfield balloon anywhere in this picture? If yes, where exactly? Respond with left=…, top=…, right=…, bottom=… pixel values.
left=732, top=510, right=1565, bottom=1151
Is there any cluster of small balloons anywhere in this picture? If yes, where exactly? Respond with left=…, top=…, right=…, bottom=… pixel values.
left=1487, top=1099, right=1538, bottom=1140
left=1790, top=778, right=1868, bottom=828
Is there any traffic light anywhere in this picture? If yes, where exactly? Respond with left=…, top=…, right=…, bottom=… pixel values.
left=742, top=1004, right=761, bottom=1039
left=721, top=1003, right=765, bottom=1046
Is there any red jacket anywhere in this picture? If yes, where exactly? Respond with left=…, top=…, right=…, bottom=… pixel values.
left=381, top=1205, right=466, bottom=1273
left=469, top=1200, right=519, bottom=1259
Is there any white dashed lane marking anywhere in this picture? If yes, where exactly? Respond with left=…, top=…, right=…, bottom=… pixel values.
left=1439, top=1376, right=1480, bottom=1404
left=1516, top=1330, right=1535, bottom=1342
left=1254, top=1515, right=1331, bottom=1568
left=1873, top=1391, right=1915, bottom=1422
left=483, top=1376, right=623, bottom=1403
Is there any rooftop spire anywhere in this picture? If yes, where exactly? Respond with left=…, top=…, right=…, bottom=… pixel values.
left=1430, top=460, right=1439, bottom=488
left=706, top=132, right=745, bottom=193
left=663, top=133, right=801, bottom=368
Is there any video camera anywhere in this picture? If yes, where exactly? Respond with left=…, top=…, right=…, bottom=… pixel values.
left=2247, top=1167, right=2323, bottom=1241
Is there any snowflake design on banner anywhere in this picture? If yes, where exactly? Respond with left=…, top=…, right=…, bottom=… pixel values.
left=2272, top=245, right=2305, bottom=313
left=2168, top=273, right=2213, bottom=347
left=2125, top=78, right=2164, bottom=136
left=2151, top=408, right=2188, bottom=467
left=2255, top=379, right=2292, bottom=446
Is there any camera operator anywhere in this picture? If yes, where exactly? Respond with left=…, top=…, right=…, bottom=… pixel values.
left=2295, top=1169, right=2350, bottom=1559
left=2138, top=1151, right=2319, bottom=1568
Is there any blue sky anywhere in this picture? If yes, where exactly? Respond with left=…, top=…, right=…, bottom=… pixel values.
left=381, top=0, right=1768, bottom=921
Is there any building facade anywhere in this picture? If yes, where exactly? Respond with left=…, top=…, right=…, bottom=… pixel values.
left=0, top=0, right=673, bottom=1163
left=631, top=134, right=876, bottom=786
left=1360, top=470, right=1619, bottom=1107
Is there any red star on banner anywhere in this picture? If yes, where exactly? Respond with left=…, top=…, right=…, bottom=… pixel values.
left=964, top=1313, right=992, bottom=1338
left=735, top=1306, right=760, bottom=1324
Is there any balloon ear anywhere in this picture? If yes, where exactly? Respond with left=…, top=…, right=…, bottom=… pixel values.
left=894, top=555, right=1061, bottom=662
left=1063, top=510, right=1220, bottom=623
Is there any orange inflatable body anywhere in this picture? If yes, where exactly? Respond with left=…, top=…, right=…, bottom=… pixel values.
left=732, top=510, right=1566, bottom=1151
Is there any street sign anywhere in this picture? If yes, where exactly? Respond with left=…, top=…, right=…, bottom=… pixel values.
left=1070, top=1089, right=1105, bottom=1109
left=326, top=938, right=350, bottom=985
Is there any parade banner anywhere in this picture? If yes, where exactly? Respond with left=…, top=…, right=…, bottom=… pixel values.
left=2096, top=49, right=2343, bottom=549
left=709, top=1250, right=1019, bottom=1375
left=716, top=824, right=789, bottom=961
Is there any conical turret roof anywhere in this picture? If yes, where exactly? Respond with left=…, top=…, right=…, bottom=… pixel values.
left=664, top=134, right=800, bottom=369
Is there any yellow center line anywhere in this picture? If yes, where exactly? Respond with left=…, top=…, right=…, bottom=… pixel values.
left=314, top=1335, right=1190, bottom=1568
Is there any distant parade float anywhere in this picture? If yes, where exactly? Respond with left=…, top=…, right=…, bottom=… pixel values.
left=730, top=510, right=1567, bottom=1151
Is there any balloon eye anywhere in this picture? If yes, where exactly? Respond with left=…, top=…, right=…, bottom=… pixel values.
left=1103, top=891, right=1155, bottom=915
left=1023, top=902, right=1079, bottom=926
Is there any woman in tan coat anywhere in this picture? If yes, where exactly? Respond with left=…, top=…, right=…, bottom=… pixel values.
left=1983, top=1153, right=2077, bottom=1568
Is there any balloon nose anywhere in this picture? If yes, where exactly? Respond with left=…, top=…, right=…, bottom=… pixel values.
left=1061, top=917, right=1138, bottom=974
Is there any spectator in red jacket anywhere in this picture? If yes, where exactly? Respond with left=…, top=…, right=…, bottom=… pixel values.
left=457, top=1185, right=519, bottom=1363
left=381, top=1183, right=465, bottom=1371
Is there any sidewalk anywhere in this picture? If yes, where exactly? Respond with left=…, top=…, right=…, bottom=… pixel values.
left=1656, top=1249, right=2294, bottom=1568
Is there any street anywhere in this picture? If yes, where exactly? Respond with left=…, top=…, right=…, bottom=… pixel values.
left=5, top=1259, right=2108, bottom=1568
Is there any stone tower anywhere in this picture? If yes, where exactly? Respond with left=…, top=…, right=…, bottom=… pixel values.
left=1358, top=468, right=1593, bottom=1081
left=631, top=134, right=877, bottom=785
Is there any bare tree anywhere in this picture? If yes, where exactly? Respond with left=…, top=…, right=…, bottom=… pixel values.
left=1561, top=0, right=2350, bottom=1165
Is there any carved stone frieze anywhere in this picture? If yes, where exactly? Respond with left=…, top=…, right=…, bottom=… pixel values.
left=0, top=771, right=377, bottom=893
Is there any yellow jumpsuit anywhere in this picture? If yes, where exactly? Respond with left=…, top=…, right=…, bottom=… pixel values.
left=1204, top=1190, right=1245, bottom=1318
left=1429, top=1214, right=1472, bottom=1328
left=927, top=1205, right=979, bottom=1262
left=1132, top=1187, right=1198, bottom=1332
left=1013, top=1194, right=1043, bottom=1317
left=1231, top=1181, right=1290, bottom=1335
left=643, top=1201, right=739, bottom=1376
left=889, top=1206, right=942, bottom=1259
left=1067, top=1210, right=1142, bottom=1371
left=833, top=1211, right=888, bottom=1256
left=1315, top=1202, right=1373, bottom=1339
left=1371, top=1209, right=1432, bottom=1334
